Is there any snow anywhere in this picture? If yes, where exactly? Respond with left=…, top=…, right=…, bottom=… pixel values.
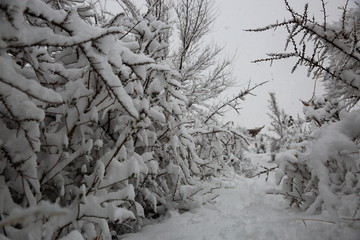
left=0, top=56, right=63, bottom=105
left=122, top=153, right=360, bottom=240
left=58, top=230, right=83, bottom=240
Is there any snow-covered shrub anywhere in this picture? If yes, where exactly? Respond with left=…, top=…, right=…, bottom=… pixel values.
left=274, top=111, right=360, bottom=220
left=233, top=155, right=257, bottom=178
left=189, top=121, right=250, bottom=177
left=0, top=0, right=226, bottom=239
left=251, top=1, right=360, bottom=223
left=0, top=0, right=261, bottom=238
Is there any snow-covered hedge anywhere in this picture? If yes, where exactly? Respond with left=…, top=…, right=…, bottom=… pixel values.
left=0, top=0, right=253, bottom=239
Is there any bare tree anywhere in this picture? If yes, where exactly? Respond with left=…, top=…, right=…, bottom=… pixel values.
left=174, top=0, right=234, bottom=110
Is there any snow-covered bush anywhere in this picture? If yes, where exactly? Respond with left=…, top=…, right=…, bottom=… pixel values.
left=274, top=111, right=360, bottom=220
left=190, top=121, right=250, bottom=177
left=0, top=0, right=220, bottom=239
left=251, top=1, right=360, bottom=224
left=0, top=0, right=259, bottom=239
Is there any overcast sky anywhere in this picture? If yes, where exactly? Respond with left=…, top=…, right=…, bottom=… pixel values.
left=208, top=0, right=355, bottom=132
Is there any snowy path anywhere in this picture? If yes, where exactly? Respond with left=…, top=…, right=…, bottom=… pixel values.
left=122, top=155, right=359, bottom=240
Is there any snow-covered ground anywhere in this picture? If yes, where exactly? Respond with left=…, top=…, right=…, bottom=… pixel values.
left=122, top=154, right=360, bottom=240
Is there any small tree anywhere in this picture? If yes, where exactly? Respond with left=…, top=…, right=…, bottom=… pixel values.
left=267, top=92, right=286, bottom=160
left=267, top=92, right=287, bottom=139
left=267, top=92, right=302, bottom=160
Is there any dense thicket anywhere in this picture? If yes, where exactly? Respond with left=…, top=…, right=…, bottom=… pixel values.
left=0, top=0, right=259, bottom=239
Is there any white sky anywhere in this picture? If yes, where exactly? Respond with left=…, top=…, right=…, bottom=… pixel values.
left=208, top=0, right=355, bottom=131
